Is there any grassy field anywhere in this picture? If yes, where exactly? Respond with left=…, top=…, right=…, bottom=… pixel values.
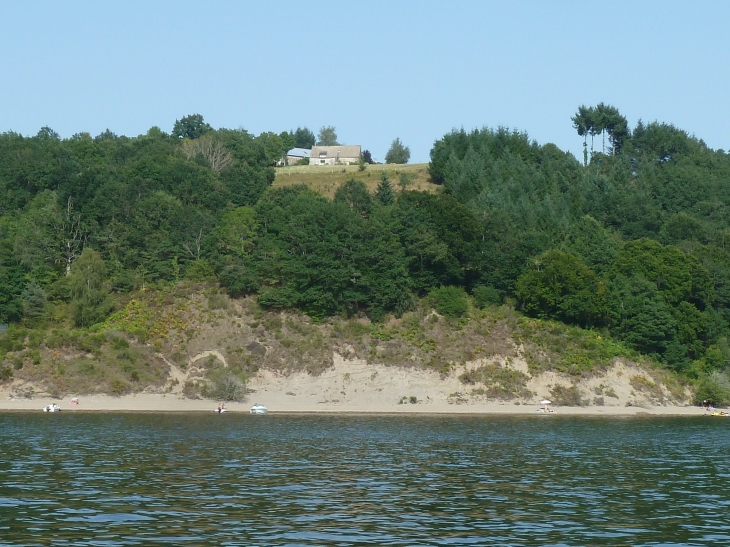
left=273, top=163, right=440, bottom=198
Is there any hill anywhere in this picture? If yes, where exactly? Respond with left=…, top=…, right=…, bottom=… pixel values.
left=0, top=282, right=688, bottom=409
left=273, top=163, right=437, bottom=198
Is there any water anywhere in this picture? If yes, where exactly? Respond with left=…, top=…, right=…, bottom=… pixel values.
left=1, top=414, right=728, bottom=546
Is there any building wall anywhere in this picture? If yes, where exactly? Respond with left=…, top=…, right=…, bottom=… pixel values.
left=287, top=155, right=308, bottom=165
left=312, top=156, right=359, bottom=165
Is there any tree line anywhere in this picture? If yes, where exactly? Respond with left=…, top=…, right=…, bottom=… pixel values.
left=1, top=107, right=730, bottom=386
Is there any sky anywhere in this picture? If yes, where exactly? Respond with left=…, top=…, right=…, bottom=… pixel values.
left=1, top=1, right=729, bottom=163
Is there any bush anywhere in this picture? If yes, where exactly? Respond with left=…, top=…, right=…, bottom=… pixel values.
left=0, top=365, right=13, bottom=382
left=207, top=371, right=247, bottom=402
left=694, top=371, right=730, bottom=406
left=472, top=286, right=502, bottom=308
left=185, top=259, right=216, bottom=282
left=550, top=385, right=584, bottom=406
left=428, top=286, right=468, bottom=318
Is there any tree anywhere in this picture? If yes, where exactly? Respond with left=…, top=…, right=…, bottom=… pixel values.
left=68, top=248, right=113, bottom=327
left=317, top=126, right=339, bottom=146
left=398, top=172, right=412, bottom=192
left=213, top=206, right=258, bottom=258
left=376, top=171, right=395, bottom=205
left=21, top=279, right=47, bottom=324
left=293, top=127, right=316, bottom=149
left=172, top=114, right=212, bottom=140
left=334, top=178, right=372, bottom=217
left=181, top=134, right=233, bottom=172
left=606, top=274, right=677, bottom=358
left=362, top=150, right=374, bottom=164
left=571, top=105, right=595, bottom=166
left=515, top=249, right=604, bottom=327
left=385, top=138, right=410, bottom=164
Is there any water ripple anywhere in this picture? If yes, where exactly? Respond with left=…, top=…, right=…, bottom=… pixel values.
left=1, top=414, right=729, bottom=545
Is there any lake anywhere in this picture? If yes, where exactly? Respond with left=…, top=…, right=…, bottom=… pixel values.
left=0, top=413, right=728, bottom=546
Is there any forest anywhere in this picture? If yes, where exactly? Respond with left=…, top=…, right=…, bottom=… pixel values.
left=1, top=107, right=730, bottom=398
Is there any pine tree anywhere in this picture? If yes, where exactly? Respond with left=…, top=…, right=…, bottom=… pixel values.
left=376, top=172, right=395, bottom=205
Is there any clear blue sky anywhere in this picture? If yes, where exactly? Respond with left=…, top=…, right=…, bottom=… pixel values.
left=2, top=1, right=728, bottom=163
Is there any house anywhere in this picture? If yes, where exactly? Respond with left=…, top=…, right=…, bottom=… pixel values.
left=283, top=147, right=311, bottom=166
left=309, top=145, right=361, bottom=165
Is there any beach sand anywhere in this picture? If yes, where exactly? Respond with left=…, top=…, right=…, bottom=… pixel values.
left=0, top=392, right=706, bottom=416
left=0, top=352, right=712, bottom=416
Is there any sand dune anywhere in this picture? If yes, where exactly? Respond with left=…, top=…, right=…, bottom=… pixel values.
left=0, top=353, right=710, bottom=416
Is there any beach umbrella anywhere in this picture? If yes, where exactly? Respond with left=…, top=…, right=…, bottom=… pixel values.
left=541, top=400, right=551, bottom=405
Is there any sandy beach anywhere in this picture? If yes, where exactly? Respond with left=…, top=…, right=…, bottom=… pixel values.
left=0, top=392, right=708, bottom=416
left=0, top=353, right=714, bottom=417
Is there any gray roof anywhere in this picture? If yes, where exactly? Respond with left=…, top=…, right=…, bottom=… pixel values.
left=310, top=145, right=361, bottom=159
left=287, top=147, right=311, bottom=158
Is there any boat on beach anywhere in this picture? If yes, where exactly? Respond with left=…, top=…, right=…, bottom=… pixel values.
left=43, top=404, right=61, bottom=412
left=250, top=403, right=268, bottom=414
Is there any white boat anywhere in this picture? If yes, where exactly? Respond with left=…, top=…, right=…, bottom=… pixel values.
left=250, top=403, right=268, bottom=414
left=43, top=404, right=61, bottom=412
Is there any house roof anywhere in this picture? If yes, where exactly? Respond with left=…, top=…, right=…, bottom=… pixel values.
left=310, top=145, right=361, bottom=159
left=287, top=147, right=311, bottom=158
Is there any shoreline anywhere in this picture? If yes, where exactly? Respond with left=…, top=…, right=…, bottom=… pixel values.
left=0, top=392, right=714, bottom=417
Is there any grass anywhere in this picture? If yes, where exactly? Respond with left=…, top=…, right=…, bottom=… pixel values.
left=273, top=163, right=439, bottom=198
left=0, top=281, right=691, bottom=402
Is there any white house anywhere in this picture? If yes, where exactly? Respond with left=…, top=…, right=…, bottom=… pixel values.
left=309, top=145, right=361, bottom=165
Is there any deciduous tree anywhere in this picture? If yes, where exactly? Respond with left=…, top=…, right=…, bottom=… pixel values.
left=385, top=138, right=410, bottom=164
left=317, top=126, right=339, bottom=146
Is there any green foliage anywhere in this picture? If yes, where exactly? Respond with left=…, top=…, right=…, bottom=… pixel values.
left=172, top=114, right=212, bottom=140
left=459, top=364, right=531, bottom=399
left=206, top=369, right=248, bottom=402
left=185, top=259, right=216, bottom=282
left=398, top=172, right=412, bottom=192
left=293, top=127, right=315, bottom=149
left=334, top=178, right=373, bottom=217
left=516, top=250, right=603, bottom=327
left=694, top=371, right=730, bottom=406
left=550, top=385, right=584, bottom=406
left=472, top=286, right=502, bottom=308
left=21, top=279, right=47, bottom=324
left=385, top=138, right=410, bottom=164
left=0, top=365, right=12, bottom=382
left=2, top=107, right=730, bottom=390
left=317, top=126, right=339, bottom=146
left=428, top=286, right=468, bottom=318
left=376, top=171, right=395, bottom=205
left=69, top=248, right=113, bottom=328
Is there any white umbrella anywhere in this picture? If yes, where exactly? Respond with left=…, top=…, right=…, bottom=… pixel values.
left=541, top=400, right=551, bottom=405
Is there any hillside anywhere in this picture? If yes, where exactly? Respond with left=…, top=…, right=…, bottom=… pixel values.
left=2, top=108, right=730, bottom=407
left=0, top=283, right=689, bottom=409
left=273, top=163, right=437, bottom=198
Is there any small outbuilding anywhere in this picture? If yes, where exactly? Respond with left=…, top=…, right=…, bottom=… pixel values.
left=284, top=147, right=311, bottom=165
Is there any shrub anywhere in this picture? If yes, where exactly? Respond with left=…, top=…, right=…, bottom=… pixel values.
left=472, top=286, right=503, bottom=308
left=185, top=259, right=216, bottom=282
left=694, top=371, right=730, bottom=406
left=207, top=371, right=247, bottom=402
left=0, top=366, right=12, bottom=382
left=207, top=293, right=230, bottom=311
left=428, top=286, right=468, bottom=318
left=108, top=378, right=131, bottom=396
left=550, top=385, right=584, bottom=406
left=459, top=364, right=532, bottom=400
left=109, top=335, right=130, bottom=350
